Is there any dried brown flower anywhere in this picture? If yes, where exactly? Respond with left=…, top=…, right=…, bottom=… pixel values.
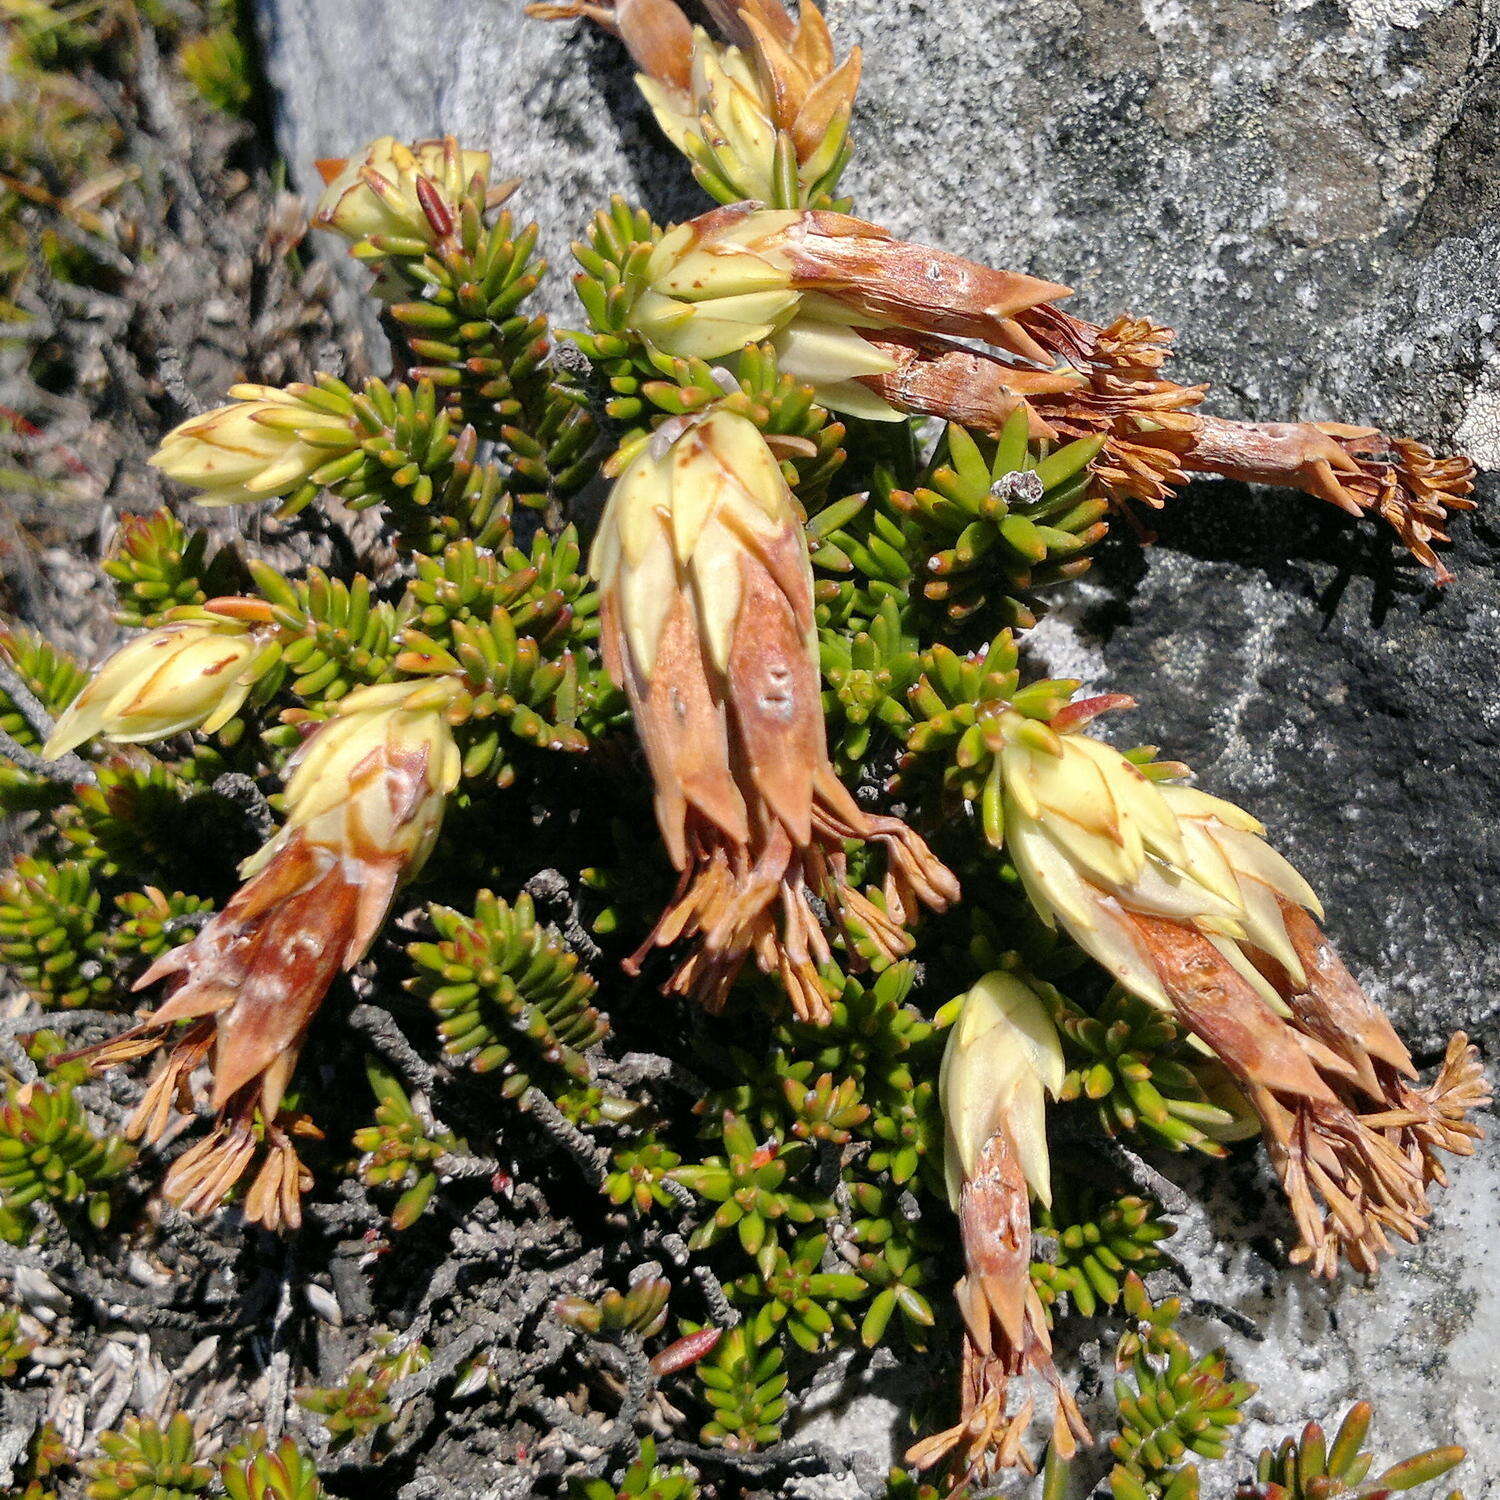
left=591, top=408, right=958, bottom=1022
left=80, top=682, right=461, bottom=1230
left=624, top=201, right=1475, bottom=579
left=996, top=708, right=1490, bottom=1276
left=908, top=974, right=1090, bottom=1482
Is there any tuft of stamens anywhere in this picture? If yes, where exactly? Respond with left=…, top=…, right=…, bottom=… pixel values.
left=1009, top=305, right=1206, bottom=511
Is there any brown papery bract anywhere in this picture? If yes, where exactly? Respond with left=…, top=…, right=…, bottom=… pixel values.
left=1127, top=912, right=1440, bottom=1278
left=907, top=1128, right=1089, bottom=1483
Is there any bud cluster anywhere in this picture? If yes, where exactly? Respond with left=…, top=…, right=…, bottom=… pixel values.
left=533, top=0, right=859, bottom=209
left=311, top=135, right=493, bottom=253
left=45, top=602, right=281, bottom=758
left=151, top=384, right=357, bottom=514
left=308, top=135, right=595, bottom=515
left=907, top=973, right=1089, bottom=1481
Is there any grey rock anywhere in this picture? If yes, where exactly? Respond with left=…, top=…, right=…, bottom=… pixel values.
left=257, top=0, right=1498, bottom=1485
left=1160, top=1122, right=1500, bottom=1500
left=258, top=0, right=1500, bottom=442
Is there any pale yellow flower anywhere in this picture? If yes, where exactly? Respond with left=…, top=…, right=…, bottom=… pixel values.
left=80, top=679, right=462, bottom=1234
left=591, top=404, right=803, bottom=702
left=243, top=679, right=462, bottom=884
left=992, top=706, right=1488, bottom=1277
left=996, top=711, right=1320, bottom=1015
left=912, top=970, right=1085, bottom=1483
left=150, top=385, right=352, bottom=507
left=592, top=408, right=957, bottom=1022
left=938, top=971, right=1064, bottom=1213
left=622, top=203, right=1073, bottom=431
left=44, top=618, right=263, bottom=758
left=640, top=35, right=779, bottom=202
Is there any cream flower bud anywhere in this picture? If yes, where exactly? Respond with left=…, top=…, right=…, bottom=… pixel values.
left=538, top=0, right=858, bottom=208
left=150, top=385, right=354, bottom=508
left=640, top=203, right=1068, bottom=353
left=627, top=210, right=907, bottom=421
left=996, top=710, right=1336, bottom=1020
left=938, top=972, right=1064, bottom=1213
left=592, top=405, right=801, bottom=704
left=639, top=34, right=779, bottom=202
left=311, top=135, right=491, bottom=246
left=634, top=209, right=802, bottom=362
left=622, top=204, right=1074, bottom=429
left=244, top=680, right=463, bottom=885
left=643, top=10, right=860, bottom=207
left=44, top=617, right=264, bottom=758
left=915, top=969, right=1087, bottom=1481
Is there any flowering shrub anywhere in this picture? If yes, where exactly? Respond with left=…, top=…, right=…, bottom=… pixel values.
left=0, top=0, right=1486, bottom=1493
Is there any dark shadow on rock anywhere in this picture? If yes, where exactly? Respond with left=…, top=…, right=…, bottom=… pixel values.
left=576, top=32, right=713, bottom=229
left=1022, top=469, right=1500, bottom=1054
left=1086, top=478, right=1453, bottom=644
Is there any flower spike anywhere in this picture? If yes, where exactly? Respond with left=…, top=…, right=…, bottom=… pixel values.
left=592, top=408, right=958, bottom=1020
left=603, top=200, right=1475, bottom=579
left=909, top=973, right=1090, bottom=1483
left=77, top=681, right=462, bottom=1230
left=993, top=707, right=1489, bottom=1276
left=150, top=384, right=356, bottom=510
left=600, top=201, right=1072, bottom=427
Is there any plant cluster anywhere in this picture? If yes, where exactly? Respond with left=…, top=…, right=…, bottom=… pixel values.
left=0, top=1074, right=134, bottom=1240
left=220, top=1436, right=326, bottom=1500
left=81, top=1414, right=215, bottom=1500
left=568, top=1438, right=699, bottom=1500
left=296, top=1335, right=432, bottom=1450
left=1106, top=1275, right=1256, bottom=1499
left=351, top=1057, right=463, bottom=1230
left=0, top=0, right=1486, bottom=1494
left=1031, top=1179, right=1174, bottom=1318
left=76, top=1417, right=325, bottom=1500
left=1236, top=1402, right=1465, bottom=1500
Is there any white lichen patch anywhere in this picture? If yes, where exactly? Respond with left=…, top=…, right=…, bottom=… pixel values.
left=1340, top=0, right=1449, bottom=30
left=1454, top=370, right=1500, bottom=472
left=1019, top=579, right=1114, bottom=688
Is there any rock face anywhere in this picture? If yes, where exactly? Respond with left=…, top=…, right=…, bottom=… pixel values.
left=257, top=0, right=1499, bottom=1486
